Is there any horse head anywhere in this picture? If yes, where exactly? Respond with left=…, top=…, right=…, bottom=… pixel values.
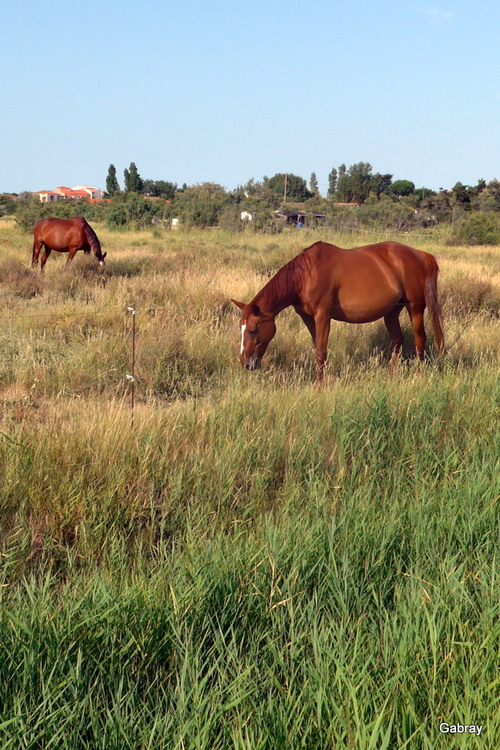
left=231, top=300, right=276, bottom=371
left=82, top=220, right=107, bottom=266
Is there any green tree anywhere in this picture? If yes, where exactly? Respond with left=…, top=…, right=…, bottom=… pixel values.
left=265, top=173, right=312, bottom=202
left=124, top=162, right=144, bottom=193
left=414, top=186, right=436, bottom=204
left=105, top=164, right=120, bottom=197
left=451, top=181, right=471, bottom=206
left=371, top=173, right=393, bottom=198
left=335, top=164, right=349, bottom=201
left=143, top=180, right=177, bottom=199
left=240, top=178, right=265, bottom=196
left=309, top=172, right=319, bottom=195
left=389, top=180, right=415, bottom=197
left=471, top=178, right=487, bottom=196
left=330, top=163, right=395, bottom=203
left=238, top=194, right=277, bottom=229
left=327, top=167, right=337, bottom=197
left=448, top=213, right=500, bottom=245
left=330, top=162, right=380, bottom=203
left=357, top=195, right=415, bottom=231
left=475, top=180, right=500, bottom=212
left=0, top=194, right=16, bottom=217
left=346, top=162, right=373, bottom=203
left=172, top=183, right=230, bottom=227
left=233, top=179, right=281, bottom=209
left=421, top=190, right=452, bottom=223
left=14, top=195, right=49, bottom=231
left=106, top=192, right=163, bottom=230
left=485, top=179, right=500, bottom=203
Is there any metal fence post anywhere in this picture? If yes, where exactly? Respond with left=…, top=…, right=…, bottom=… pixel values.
left=126, top=307, right=136, bottom=423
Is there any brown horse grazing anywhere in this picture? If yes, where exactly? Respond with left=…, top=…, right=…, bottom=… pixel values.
left=232, top=241, right=444, bottom=383
left=32, top=217, right=106, bottom=272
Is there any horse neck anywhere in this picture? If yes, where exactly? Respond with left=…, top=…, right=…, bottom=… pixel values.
left=255, top=258, right=303, bottom=315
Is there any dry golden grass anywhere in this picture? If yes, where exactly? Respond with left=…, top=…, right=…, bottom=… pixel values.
left=0, top=223, right=498, bottom=410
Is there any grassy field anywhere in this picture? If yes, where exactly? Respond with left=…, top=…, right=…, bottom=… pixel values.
left=0, top=220, right=499, bottom=748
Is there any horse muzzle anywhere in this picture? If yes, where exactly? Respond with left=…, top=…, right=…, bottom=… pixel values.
left=243, top=355, right=262, bottom=371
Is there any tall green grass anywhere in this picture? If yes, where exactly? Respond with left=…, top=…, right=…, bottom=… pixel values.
left=2, top=526, right=499, bottom=748
left=0, top=223, right=499, bottom=747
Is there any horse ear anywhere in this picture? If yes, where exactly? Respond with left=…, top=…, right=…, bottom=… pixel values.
left=231, top=299, right=246, bottom=311
left=103, top=252, right=107, bottom=259
left=251, top=303, right=261, bottom=316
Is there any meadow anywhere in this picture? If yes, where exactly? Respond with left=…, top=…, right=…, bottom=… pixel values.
left=0, top=219, right=499, bottom=748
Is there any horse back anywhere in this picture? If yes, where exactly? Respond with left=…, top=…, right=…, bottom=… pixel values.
left=331, top=241, right=432, bottom=287
left=299, top=241, right=435, bottom=321
left=34, top=217, right=87, bottom=249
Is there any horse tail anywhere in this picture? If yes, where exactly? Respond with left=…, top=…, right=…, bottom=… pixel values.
left=83, top=219, right=105, bottom=261
left=424, top=253, right=444, bottom=355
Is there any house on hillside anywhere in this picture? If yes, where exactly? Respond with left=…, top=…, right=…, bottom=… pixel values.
left=35, top=185, right=104, bottom=202
left=73, top=186, right=103, bottom=200
left=36, top=190, right=65, bottom=203
left=53, top=186, right=89, bottom=200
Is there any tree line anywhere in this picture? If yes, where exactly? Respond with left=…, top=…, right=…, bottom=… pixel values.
left=3, top=161, right=499, bottom=245
left=104, top=161, right=500, bottom=209
left=105, top=163, right=178, bottom=201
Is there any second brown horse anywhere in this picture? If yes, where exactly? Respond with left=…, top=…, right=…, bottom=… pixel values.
left=32, top=216, right=106, bottom=271
left=232, top=241, right=444, bottom=382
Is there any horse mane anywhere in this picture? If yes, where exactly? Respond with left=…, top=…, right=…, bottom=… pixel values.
left=81, top=218, right=103, bottom=258
left=256, top=246, right=314, bottom=312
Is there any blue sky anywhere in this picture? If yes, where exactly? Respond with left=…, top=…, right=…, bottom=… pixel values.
left=1, top=0, right=498, bottom=194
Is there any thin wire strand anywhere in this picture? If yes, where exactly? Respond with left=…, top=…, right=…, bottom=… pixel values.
left=0, top=297, right=441, bottom=322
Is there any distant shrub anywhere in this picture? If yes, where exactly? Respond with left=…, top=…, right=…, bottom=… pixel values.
left=14, top=197, right=105, bottom=232
left=356, top=197, right=416, bottom=231
left=106, top=202, right=128, bottom=229
left=106, top=194, right=165, bottom=230
left=0, top=195, right=16, bottom=217
left=446, top=213, right=500, bottom=246
left=14, top=197, right=50, bottom=231
left=173, top=183, right=231, bottom=228
left=218, top=204, right=244, bottom=232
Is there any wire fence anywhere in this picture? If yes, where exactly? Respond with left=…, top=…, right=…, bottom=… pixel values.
left=334, top=225, right=439, bottom=240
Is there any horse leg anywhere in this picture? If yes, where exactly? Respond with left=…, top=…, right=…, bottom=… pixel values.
left=296, top=310, right=316, bottom=343
left=298, top=310, right=333, bottom=384
left=32, top=240, right=43, bottom=268
left=65, top=247, right=79, bottom=269
left=40, top=246, right=51, bottom=273
left=406, top=303, right=427, bottom=362
left=384, top=307, right=404, bottom=374
left=313, top=311, right=331, bottom=384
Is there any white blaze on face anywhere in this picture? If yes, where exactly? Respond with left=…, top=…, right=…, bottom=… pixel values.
left=240, top=324, right=246, bottom=354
